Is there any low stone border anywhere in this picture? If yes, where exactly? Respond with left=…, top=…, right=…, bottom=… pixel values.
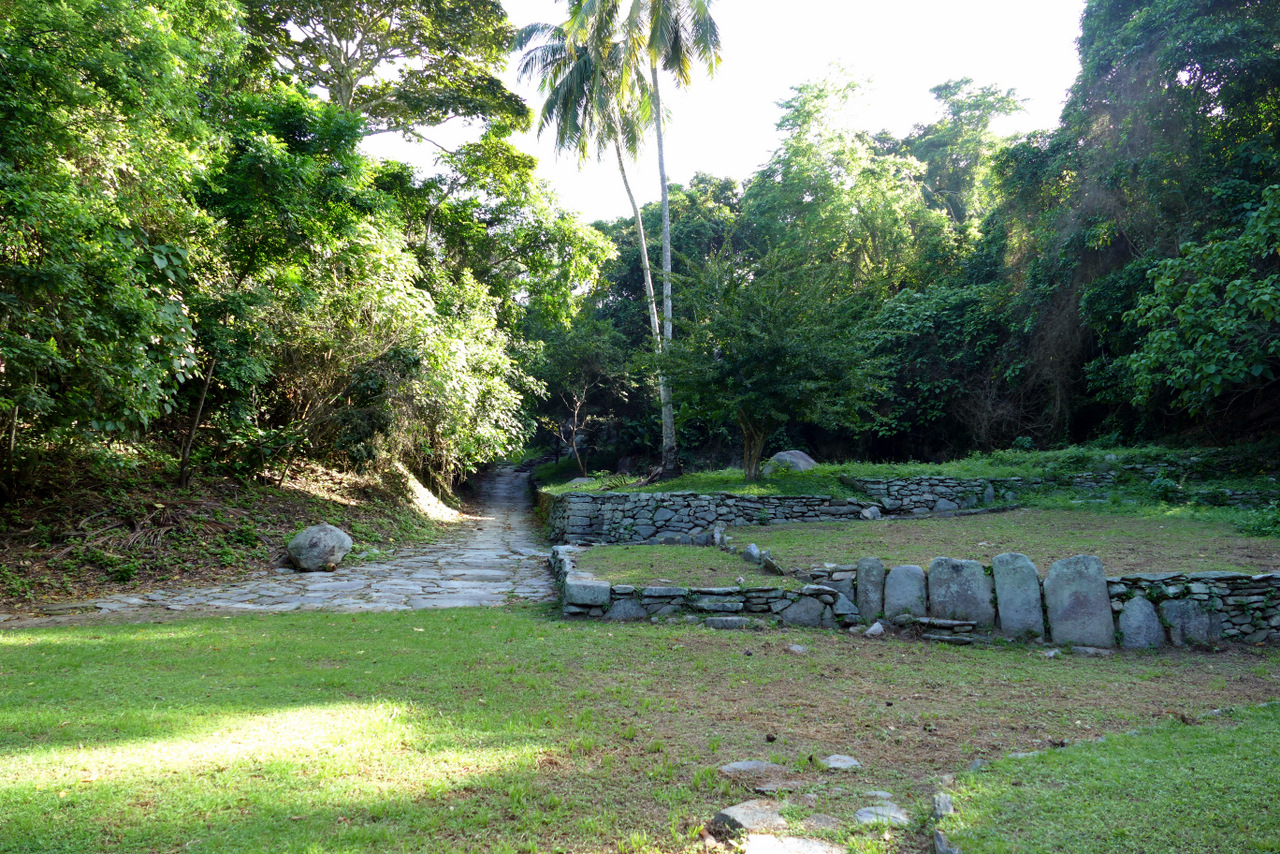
left=550, top=545, right=859, bottom=628
left=551, top=540, right=1280, bottom=647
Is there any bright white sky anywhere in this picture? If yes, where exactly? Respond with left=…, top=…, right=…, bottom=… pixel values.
left=365, top=0, right=1088, bottom=223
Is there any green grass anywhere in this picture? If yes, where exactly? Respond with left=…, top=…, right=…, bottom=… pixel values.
left=731, top=507, right=1280, bottom=577
left=3, top=607, right=1279, bottom=853
left=575, top=544, right=805, bottom=590
left=940, top=702, right=1280, bottom=853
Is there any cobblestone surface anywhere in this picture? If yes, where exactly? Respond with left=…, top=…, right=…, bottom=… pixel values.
left=75, top=466, right=552, bottom=617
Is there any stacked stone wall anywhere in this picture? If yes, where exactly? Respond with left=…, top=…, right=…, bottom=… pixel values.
left=552, top=544, right=1280, bottom=647
left=547, top=491, right=876, bottom=545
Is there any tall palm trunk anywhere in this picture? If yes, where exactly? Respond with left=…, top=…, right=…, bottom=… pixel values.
left=649, top=60, right=679, bottom=479
left=614, top=139, right=676, bottom=478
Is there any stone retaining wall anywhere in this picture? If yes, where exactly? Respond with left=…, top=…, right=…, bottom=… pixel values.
left=551, top=546, right=859, bottom=629
left=546, top=491, right=879, bottom=545
left=552, top=544, right=1280, bottom=647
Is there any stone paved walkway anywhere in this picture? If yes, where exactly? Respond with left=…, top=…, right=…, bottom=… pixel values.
left=83, top=466, right=553, bottom=617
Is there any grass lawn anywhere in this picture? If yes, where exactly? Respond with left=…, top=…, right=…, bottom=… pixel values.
left=940, top=702, right=1280, bottom=853
left=574, top=544, right=803, bottom=590
left=731, top=508, right=1280, bottom=577
left=3, top=606, right=1279, bottom=853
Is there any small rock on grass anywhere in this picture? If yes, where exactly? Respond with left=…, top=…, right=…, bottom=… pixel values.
left=932, top=793, right=954, bottom=819
left=863, top=790, right=895, bottom=800
left=754, top=780, right=809, bottom=795
left=966, top=758, right=989, bottom=772
left=864, top=621, right=885, bottom=638
left=934, top=829, right=963, bottom=854
left=741, top=835, right=846, bottom=854
left=853, top=804, right=909, bottom=826
left=820, top=754, right=861, bottom=770
left=1041, top=648, right=1061, bottom=658
left=801, top=814, right=841, bottom=831
left=712, top=799, right=787, bottom=833
left=787, top=644, right=808, bottom=655
left=1071, top=645, right=1115, bottom=657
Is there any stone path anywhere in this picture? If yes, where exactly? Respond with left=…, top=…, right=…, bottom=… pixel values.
left=65, top=466, right=553, bottom=618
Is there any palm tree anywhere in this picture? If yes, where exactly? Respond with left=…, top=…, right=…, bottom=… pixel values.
left=566, top=0, right=721, bottom=479
left=514, top=16, right=666, bottom=453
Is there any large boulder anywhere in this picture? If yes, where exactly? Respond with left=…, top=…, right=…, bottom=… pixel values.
left=992, top=553, right=1045, bottom=639
left=883, top=565, right=927, bottom=619
left=854, top=557, right=886, bottom=623
left=1119, top=597, right=1165, bottom=648
left=927, top=558, right=995, bottom=626
left=1043, top=555, right=1114, bottom=648
left=761, top=450, right=817, bottom=476
left=287, top=523, right=353, bottom=571
left=1160, top=599, right=1222, bottom=646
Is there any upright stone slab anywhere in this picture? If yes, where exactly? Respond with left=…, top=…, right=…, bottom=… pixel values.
left=927, top=558, right=995, bottom=626
left=855, top=558, right=886, bottom=623
left=1043, top=555, right=1114, bottom=648
left=1160, top=599, right=1222, bottom=646
left=1118, top=597, right=1164, bottom=648
left=883, top=565, right=926, bottom=619
left=992, top=552, right=1044, bottom=639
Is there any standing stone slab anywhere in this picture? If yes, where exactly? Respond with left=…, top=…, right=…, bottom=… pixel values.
left=883, top=565, right=926, bottom=619
left=855, top=558, right=886, bottom=623
left=1160, top=599, right=1222, bottom=646
left=1119, top=597, right=1165, bottom=648
left=992, top=552, right=1045, bottom=639
left=1043, top=555, right=1114, bottom=648
left=927, top=558, right=995, bottom=626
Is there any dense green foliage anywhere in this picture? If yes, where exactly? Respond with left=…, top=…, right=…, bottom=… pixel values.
left=559, top=0, right=1280, bottom=470
left=0, top=0, right=605, bottom=497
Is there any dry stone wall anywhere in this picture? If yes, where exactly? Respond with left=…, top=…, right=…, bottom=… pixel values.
left=546, top=491, right=878, bottom=545
left=551, top=543, right=1280, bottom=647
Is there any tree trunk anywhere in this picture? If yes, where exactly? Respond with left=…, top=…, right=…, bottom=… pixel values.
left=613, top=141, right=661, bottom=347
left=740, top=418, right=768, bottom=483
left=649, top=61, right=680, bottom=480
left=178, top=358, right=216, bottom=488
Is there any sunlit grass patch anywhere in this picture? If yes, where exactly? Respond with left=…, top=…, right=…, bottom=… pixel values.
left=940, top=702, right=1280, bottom=853
left=2, top=607, right=1278, bottom=852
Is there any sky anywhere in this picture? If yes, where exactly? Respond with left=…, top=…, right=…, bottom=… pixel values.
left=364, top=0, right=1090, bottom=223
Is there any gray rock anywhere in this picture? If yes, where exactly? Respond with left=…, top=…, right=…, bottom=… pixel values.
left=820, top=754, right=861, bottom=770
left=855, top=557, right=886, bottom=622
left=928, top=558, right=995, bottom=626
left=934, top=829, right=963, bottom=854
left=761, top=450, right=817, bottom=476
left=863, top=790, right=895, bottom=800
left=933, top=498, right=960, bottom=513
left=761, top=554, right=784, bottom=574
left=603, top=598, right=649, bottom=621
left=753, top=780, right=809, bottom=795
left=740, top=836, right=845, bottom=854
left=563, top=574, right=612, bottom=607
left=712, top=799, right=787, bottom=834
left=288, top=523, right=353, bottom=571
left=779, top=596, right=828, bottom=628
left=832, top=593, right=858, bottom=618
left=744, top=543, right=763, bottom=564
left=992, top=552, right=1045, bottom=639
left=1043, top=555, right=1115, bottom=648
left=706, top=616, right=751, bottom=630
left=1160, top=599, right=1222, bottom=646
left=853, top=804, right=908, bottom=826
left=883, top=565, right=927, bottom=619
left=864, top=620, right=885, bottom=638
left=983, top=483, right=996, bottom=505
left=932, top=793, right=954, bottom=820
left=1118, top=597, right=1164, bottom=648
left=860, top=506, right=882, bottom=521
left=787, top=644, right=809, bottom=655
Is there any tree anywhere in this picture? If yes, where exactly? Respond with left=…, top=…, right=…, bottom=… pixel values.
left=566, top=0, right=722, bottom=478
left=663, top=247, right=881, bottom=481
left=515, top=13, right=673, bottom=468
left=243, top=0, right=528, bottom=136
left=0, top=0, right=240, bottom=491
left=533, top=313, right=631, bottom=476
